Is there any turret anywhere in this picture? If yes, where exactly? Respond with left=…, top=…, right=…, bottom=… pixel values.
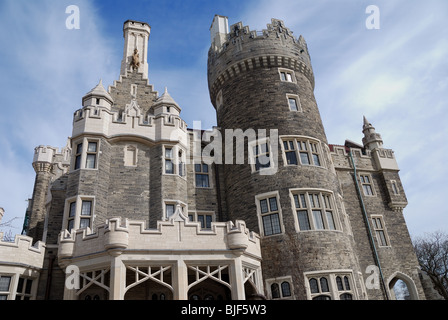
left=207, top=17, right=363, bottom=300
left=120, top=20, right=151, bottom=80
left=362, top=116, right=383, bottom=150
left=82, top=79, right=114, bottom=110
left=152, top=87, right=181, bottom=116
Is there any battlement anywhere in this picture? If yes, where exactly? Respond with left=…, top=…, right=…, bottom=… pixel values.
left=0, top=233, right=46, bottom=269
left=210, top=17, right=309, bottom=57
left=208, top=17, right=314, bottom=103
left=58, top=213, right=260, bottom=263
left=72, top=98, right=188, bottom=145
left=32, top=141, right=72, bottom=174
left=330, top=143, right=399, bottom=171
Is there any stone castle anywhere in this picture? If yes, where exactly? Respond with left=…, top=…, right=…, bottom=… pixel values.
left=0, top=16, right=433, bottom=300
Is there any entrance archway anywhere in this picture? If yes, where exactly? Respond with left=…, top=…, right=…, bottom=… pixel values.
left=387, top=272, right=419, bottom=300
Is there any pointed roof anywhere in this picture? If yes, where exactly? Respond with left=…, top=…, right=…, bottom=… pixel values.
left=154, top=87, right=180, bottom=110
left=82, top=79, right=114, bottom=104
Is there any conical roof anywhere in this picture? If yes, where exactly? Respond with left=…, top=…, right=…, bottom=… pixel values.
left=82, top=79, right=114, bottom=104
left=154, top=87, right=180, bottom=110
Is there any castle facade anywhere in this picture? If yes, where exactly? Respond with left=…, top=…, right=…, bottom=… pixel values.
left=0, top=16, right=429, bottom=300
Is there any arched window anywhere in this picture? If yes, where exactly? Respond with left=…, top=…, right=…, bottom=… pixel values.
left=271, top=283, right=280, bottom=298
left=312, top=295, right=331, bottom=300
left=336, top=276, right=344, bottom=290
left=320, top=277, right=329, bottom=292
left=281, top=281, right=291, bottom=297
left=309, top=278, right=319, bottom=293
left=340, top=293, right=352, bottom=300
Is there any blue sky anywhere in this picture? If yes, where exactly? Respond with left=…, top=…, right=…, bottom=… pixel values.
left=0, top=0, right=447, bottom=239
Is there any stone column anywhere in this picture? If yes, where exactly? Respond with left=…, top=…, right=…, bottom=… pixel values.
left=109, top=256, right=126, bottom=300
left=173, top=259, right=189, bottom=300
left=230, top=258, right=246, bottom=300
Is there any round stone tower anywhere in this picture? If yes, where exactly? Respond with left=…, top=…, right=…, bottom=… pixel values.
left=207, top=16, right=364, bottom=299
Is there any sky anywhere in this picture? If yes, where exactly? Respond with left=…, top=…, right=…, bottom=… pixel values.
left=0, top=0, right=447, bottom=240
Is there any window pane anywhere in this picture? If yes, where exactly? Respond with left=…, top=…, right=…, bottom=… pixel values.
left=294, top=195, right=300, bottom=208
left=271, top=283, right=280, bottom=298
left=300, top=194, right=307, bottom=208
left=165, top=148, right=172, bottom=158
left=25, top=279, right=33, bottom=294
left=166, top=204, right=175, bottom=217
left=336, top=276, right=344, bottom=291
left=313, top=210, right=324, bottom=229
left=300, top=152, right=310, bottom=165
left=75, top=155, right=81, bottom=170
left=297, top=210, right=311, bottom=230
left=165, top=160, right=174, bottom=174
left=86, top=154, right=96, bottom=168
left=194, top=164, right=201, bottom=172
left=262, top=215, right=273, bottom=235
left=255, top=155, right=270, bottom=171
left=289, top=98, right=298, bottom=111
left=286, top=151, right=297, bottom=165
left=363, top=185, right=373, bottom=195
left=69, top=202, right=76, bottom=217
left=196, top=174, right=209, bottom=188
left=313, top=154, right=321, bottom=166
left=80, top=218, right=90, bottom=229
left=81, top=201, right=92, bottom=216
left=280, top=72, right=286, bottom=81
left=0, top=276, right=11, bottom=291
left=202, top=164, right=209, bottom=173
left=263, top=214, right=281, bottom=236
left=17, top=278, right=24, bottom=293
left=67, top=219, right=74, bottom=232
left=378, top=230, right=388, bottom=246
left=286, top=73, right=292, bottom=82
left=281, top=282, right=291, bottom=297
left=76, top=143, right=83, bottom=154
left=326, top=211, right=336, bottom=230
left=309, top=278, right=318, bottom=293
left=87, top=142, right=97, bottom=152
left=344, top=276, right=351, bottom=290
left=340, top=293, right=352, bottom=300
left=269, top=197, right=278, bottom=212
left=206, top=215, right=212, bottom=229
left=260, top=199, right=268, bottom=213
left=320, top=277, right=329, bottom=292
left=198, top=215, right=205, bottom=228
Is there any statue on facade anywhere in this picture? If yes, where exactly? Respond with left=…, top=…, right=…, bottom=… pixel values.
left=131, top=48, right=140, bottom=71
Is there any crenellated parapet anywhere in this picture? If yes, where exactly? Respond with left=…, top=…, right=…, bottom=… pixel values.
left=330, top=143, right=399, bottom=172
left=208, top=17, right=314, bottom=106
left=0, top=233, right=46, bottom=270
left=58, top=213, right=261, bottom=265
left=32, top=141, right=72, bottom=174
left=72, top=96, right=188, bottom=146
